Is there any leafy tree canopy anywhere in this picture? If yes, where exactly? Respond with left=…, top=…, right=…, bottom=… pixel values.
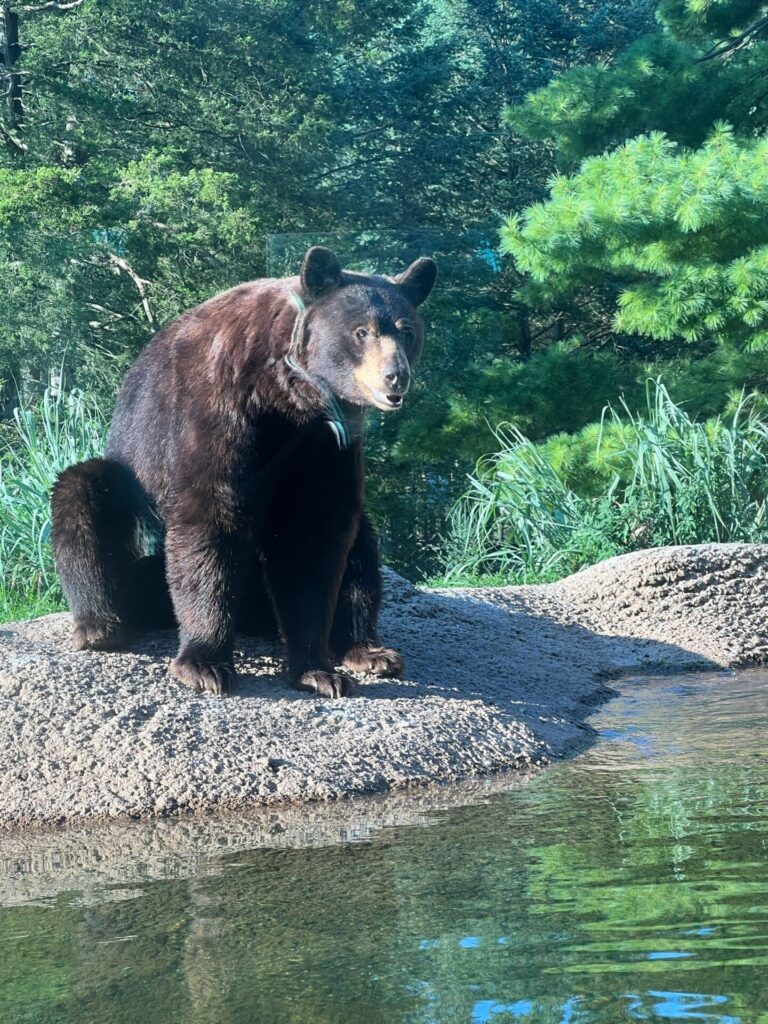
left=0, top=0, right=657, bottom=575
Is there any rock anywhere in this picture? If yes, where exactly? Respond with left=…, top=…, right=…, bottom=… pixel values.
left=0, top=543, right=766, bottom=829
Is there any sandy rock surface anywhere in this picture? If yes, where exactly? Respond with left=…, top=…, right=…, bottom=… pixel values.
left=1, top=543, right=766, bottom=829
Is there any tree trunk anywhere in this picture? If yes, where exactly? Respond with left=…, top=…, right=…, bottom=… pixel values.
left=1, top=5, right=22, bottom=127
left=1, top=4, right=27, bottom=154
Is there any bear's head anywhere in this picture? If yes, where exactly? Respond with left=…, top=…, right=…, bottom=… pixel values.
left=295, top=246, right=437, bottom=412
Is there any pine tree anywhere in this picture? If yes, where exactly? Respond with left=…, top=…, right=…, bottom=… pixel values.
left=502, top=0, right=768, bottom=351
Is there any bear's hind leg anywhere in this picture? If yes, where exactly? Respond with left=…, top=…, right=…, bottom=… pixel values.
left=51, top=458, right=143, bottom=650
left=330, top=514, right=404, bottom=679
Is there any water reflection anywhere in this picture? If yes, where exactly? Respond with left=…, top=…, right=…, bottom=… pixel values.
left=1, top=670, right=767, bottom=1023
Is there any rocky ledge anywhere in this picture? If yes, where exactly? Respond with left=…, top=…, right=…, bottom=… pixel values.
left=1, top=543, right=767, bottom=829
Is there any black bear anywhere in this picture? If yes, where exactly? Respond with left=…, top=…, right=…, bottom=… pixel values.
left=51, top=246, right=437, bottom=698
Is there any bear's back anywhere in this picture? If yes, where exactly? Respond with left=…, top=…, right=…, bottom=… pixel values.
left=104, top=276, right=303, bottom=494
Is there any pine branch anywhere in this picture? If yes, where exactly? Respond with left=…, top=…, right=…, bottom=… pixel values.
left=696, top=13, right=768, bottom=62
left=0, top=120, right=27, bottom=152
left=107, top=254, right=157, bottom=330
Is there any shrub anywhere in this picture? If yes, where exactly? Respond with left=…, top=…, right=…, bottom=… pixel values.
left=442, top=381, right=768, bottom=584
left=0, top=389, right=107, bottom=618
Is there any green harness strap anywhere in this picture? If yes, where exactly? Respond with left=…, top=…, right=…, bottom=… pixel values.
left=284, top=291, right=353, bottom=450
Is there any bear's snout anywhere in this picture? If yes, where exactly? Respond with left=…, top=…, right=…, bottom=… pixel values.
left=384, top=366, right=409, bottom=393
left=380, top=366, right=409, bottom=409
left=354, top=337, right=411, bottom=411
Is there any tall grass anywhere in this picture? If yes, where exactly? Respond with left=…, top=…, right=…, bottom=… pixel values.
left=4, top=382, right=768, bottom=615
left=0, top=389, right=107, bottom=618
left=443, top=382, right=768, bottom=584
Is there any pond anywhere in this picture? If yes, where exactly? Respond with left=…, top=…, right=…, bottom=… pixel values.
left=1, top=669, right=767, bottom=1023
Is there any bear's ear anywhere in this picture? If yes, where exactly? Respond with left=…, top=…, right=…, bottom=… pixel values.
left=300, top=246, right=343, bottom=301
left=394, top=257, right=438, bottom=307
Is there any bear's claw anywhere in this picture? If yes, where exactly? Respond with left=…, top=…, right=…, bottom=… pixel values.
left=295, top=669, right=357, bottom=699
left=169, top=655, right=235, bottom=696
left=73, top=619, right=128, bottom=652
left=342, top=643, right=404, bottom=678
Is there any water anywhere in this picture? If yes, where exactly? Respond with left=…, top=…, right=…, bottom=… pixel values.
left=2, top=670, right=768, bottom=1023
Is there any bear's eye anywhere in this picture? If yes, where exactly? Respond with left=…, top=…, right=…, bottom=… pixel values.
left=354, top=327, right=369, bottom=344
left=397, top=321, right=416, bottom=341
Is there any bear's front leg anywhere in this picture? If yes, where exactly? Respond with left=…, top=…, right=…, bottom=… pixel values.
left=330, top=513, right=404, bottom=678
left=263, top=524, right=358, bottom=699
left=165, top=521, right=246, bottom=696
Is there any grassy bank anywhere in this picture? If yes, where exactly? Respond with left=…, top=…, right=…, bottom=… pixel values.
left=4, top=382, right=768, bottom=621
left=441, top=382, right=768, bottom=585
left=0, top=390, right=106, bottom=623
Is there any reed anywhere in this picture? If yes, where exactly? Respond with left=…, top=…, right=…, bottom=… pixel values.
left=443, top=382, right=768, bottom=583
left=0, top=389, right=107, bottom=619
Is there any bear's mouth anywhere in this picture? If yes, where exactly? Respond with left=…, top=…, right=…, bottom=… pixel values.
left=369, top=389, right=404, bottom=411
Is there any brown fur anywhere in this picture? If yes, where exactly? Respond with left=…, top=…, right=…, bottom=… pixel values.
left=51, top=248, right=437, bottom=697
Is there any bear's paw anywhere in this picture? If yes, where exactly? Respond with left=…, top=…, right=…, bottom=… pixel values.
left=342, top=644, right=405, bottom=678
left=169, top=655, right=235, bottom=696
left=295, top=669, right=357, bottom=699
left=73, top=619, right=129, bottom=652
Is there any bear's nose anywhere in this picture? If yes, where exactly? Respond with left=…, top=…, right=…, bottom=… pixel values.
left=385, top=370, right=409, bottom=393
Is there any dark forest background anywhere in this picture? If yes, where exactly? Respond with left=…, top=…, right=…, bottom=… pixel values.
left=3, top=0, right=768, bottom=592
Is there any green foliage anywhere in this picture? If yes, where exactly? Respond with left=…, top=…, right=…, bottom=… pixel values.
left=657, top=0, right=768, bottom=41
left=507, top=34, right=731, bottom=163
left=503, top=125, right=768, bottom=349
left=502, top=0, right=768, bottom=359
left=443, top=382, right=768, bottom=583
left=0, top=389, right=107, bottom=618
left=506, top=30, right=765, bottom=165
left=659, top=343, right=768, bottom=417
left=443, top=422, right=608, bottom=582
left=508, top=1, right=768, bottom=165
left=0, top=0, right=656, bottom=423
left=396, top=343, right=648, bottom=462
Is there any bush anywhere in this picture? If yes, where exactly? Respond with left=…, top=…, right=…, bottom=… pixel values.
left=442, top=381, right=768, bottom=584
left=0, top=389, right=107, bottom=619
